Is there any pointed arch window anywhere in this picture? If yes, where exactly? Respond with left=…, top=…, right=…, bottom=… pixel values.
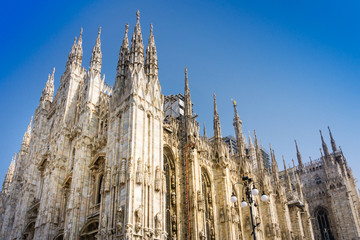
left=164, top=147, right=177, bottom=240
left=316, top=208, right=334, bottom=240
left=201, top=170, right=215, bottom=240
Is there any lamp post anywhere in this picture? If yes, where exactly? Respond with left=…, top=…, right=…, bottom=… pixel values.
left=231, top=176, right=269, bottom=240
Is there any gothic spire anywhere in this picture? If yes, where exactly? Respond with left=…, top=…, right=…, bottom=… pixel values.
left=295, top=140, right=304, bottom=169
left=144, top=23, right=158, bottom=77
left=283, top=155, right=292, bottom=189
left=78, top=27, right=83, bottom=48
left=66, top=28, right=83, bottom=71
left=184, top=67, right=192, bottom=117
left=75, top=28, right=83, bottom=65
left=115, top=24, right=130, bottom=91
left=130, top=10, right=144, bottom=66
left=248, top=132, right=256, bottom=165
left=270, top=144, right=280, bottom=182
left=320, top=130, right=330, bottom=156
left=41, top=68, right=55, bottom=102
left=248, top=131, right=254, bottom=149
left=254, top=130, right=264, bottom=170
left=213, top=93, right=222, bottom=139
left=232, top=100, right=245, bottom=158
left=22, top=116, right=33, bottom=147
left=203, top=122, right=207, bottom=139
left=328, top=126, right=338, bottom=153
left=90, top=27, right=102, bottom=74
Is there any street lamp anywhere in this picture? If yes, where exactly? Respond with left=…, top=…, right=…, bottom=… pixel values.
left=231, top=176, right=268, bottom=240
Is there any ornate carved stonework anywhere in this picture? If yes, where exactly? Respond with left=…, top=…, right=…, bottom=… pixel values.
left=0, top=10, right=359, bottom=240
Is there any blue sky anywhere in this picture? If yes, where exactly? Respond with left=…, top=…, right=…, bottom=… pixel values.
left=1, top=0, right=359, bottom=183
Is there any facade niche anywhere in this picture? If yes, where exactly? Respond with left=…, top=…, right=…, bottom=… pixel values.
left=89, top=154, right=106, bottom=206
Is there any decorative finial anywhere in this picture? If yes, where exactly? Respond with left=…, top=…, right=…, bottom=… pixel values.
left=150, top=23, right=153, bottom=33
left=74, top=36, right=77, bottom=44
left=233, top=99, right=236, bottom=106
left=80, top=27, right=83, bottom=37
left=125, top=23, right=129, bottom=34
left=98, top=26, right=102, bottom=36
left=136, top=10, right=140, bottom=21
left=185, top=66, right=188, bottom=76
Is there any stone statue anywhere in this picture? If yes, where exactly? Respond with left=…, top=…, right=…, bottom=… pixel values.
left=101, top=213, right=107, bottom=236
left=105, top=167, right=111, bottom=192
left=171, top=191, right=176, bottom=206
left=136, top=158, right=143, bottom=184
left=208, top=193, right=212, bottom=204
left=116, top=207, right=123, bottom=232
left=171, top=214, right=177, bottom=232
left=219, top=208, right=225, bottom=223
left=120, top=158, right=126, bottom=184
left=231, top=206, right=239, bottom=223
left=135, top=205, right=143, bottom=233
left=171, top=173, right=176, bottom=189
left=199, top=229, right=206, bottom=240
left=155, top=166, right=161, bottom=191
left=210, top=225, right=215, bottom=240
left=197, top=190, right=204, bottom=211
left=208, top=206, right=213, bottom=220
left=125, top=225, right=133, bottom=240
left=154, top=212, right=162, bottom=236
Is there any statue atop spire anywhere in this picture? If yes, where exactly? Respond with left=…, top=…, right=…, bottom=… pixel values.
left=295, top=140, right=304, bottom=170
left=328, top=126, right=338, bottom=153
left=90, top=26, right=102, bottom=74
left=145, top=23, right=158, bottom=77
left=130, top=10, right=144, bottom=66
left=320, top=130, right=330, bottom=156
left=213, top=93, right=222, bottom=140
left=136, top=9, right=140, bottom=21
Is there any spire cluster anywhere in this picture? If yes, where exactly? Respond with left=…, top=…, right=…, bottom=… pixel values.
left=114, top=11, right=159, bottom=94
left=66, top=28, right=83, bottom=70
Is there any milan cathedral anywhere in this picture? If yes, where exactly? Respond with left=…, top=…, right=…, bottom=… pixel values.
left=0, top=11, right=359, bottom=240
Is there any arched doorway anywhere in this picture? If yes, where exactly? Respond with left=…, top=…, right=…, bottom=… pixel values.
left=79, top=219, right=99, bottom=240
left=315, top=207, right=334, bottom=240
